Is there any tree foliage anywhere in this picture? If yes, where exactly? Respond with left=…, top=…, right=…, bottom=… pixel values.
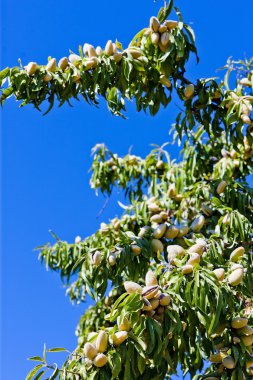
left=2, top=1, right=253, bottom=379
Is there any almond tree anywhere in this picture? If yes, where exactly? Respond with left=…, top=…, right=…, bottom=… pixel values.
left=1, top=1, right=252, bottom=379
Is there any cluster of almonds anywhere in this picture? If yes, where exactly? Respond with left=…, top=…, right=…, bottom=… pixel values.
left=124, top=270, right=171, bottom=324
left=213, top=246, right=245, bottom=286
left=144, top=194, right=207, bottom=252
left=24, top=41, right=145, bottom=83
left=84, top=330, right=109, bottom=368
left=208, top=317, right=253, bottom=377
left=146, top=16, right=178, bottom=53
left=83, top=323, right=129, bottom=368
left=224, top=92, right=253, bottom=125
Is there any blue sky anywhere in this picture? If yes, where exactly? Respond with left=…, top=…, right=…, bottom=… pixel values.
left=1, top=1, right=253, bottom=379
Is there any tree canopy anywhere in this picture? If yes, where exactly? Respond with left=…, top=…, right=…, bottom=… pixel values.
left=1, top=1, right=252, bottom=379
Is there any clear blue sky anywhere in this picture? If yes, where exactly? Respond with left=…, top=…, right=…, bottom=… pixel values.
left=1, top=1, right=252, bottom=379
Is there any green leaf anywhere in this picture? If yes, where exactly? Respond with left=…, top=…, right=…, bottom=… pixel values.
left=0, top=67, right=10, bottom=85
left=129, top=28, right=147, bottom=47
left=47, top=347, right=68, bottom=352
left=137, top=354, right=146, bottom=375
left=49, top=366, right=59, bottom=379
left=28, top=356, right=45, bottom=362
left=26, top=364, right=44, bottom=380
left=157, top=0, right=174, bottom=22
left=34, top=371, right=45, bottom=380
left=111, top=352, right=121, bottom=379
left=0, top=86, right=14, bottom=106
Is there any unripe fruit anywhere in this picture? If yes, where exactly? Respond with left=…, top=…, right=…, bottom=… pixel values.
left=69, top=54, right=81, bottom=64
left=150, top=214, right=163, bottom=223
left=124, top=281, right=142, bottom=294
left=83, top=43, right=91, bottom=56
left=92, top=251, right=102, bottom=266
left=159, top=293, right=171, bottom=306
left=75, top=235, right=81, bottom=244
left=131, top=244, right=141, bottom=256
left=96, top=46, right=103, bottom=56
left=93, top=353, right=108, bottom=367
left=241, top=114, right=251, bottom=124
left=228, top=268, right=244, bottom=286
left=239, top=325, right=253, bottom=336
left=145, top=270, right=158, bottom=286
left=231, top=317, right=248, bottom=329
left=84, top=343, right=98, bottom=360
left=246, top=361, right=253, bottom=369
left=142, top=297, right=153, bottom=311
left=150, top=16, right=160, bottom=32
left=213, top=268, right=225, bottom=281
left=164, top=20, right=178, bottom=30
left=167, top=183, right=176, bottom=198
left=148, top=202, right=160, bottom=213
left=151, top=239, right=164, bottom=253
left=127, top=48, right=142, bottom=58
left=174, top=194, right=183, bottom=202
left=201, top=203, right=213, bottom=216
left=187, top=253, right=200, bottom=266
left=58, top=57, right=68, bottom=70
left=43, top=73, right=52, bottom=82
left=233, top=337, right=241, bottom=344
left=182, top=264, right=194, bottom=274
left=184, top=84, right=195, bottom=98
left=165, top=225, right=179, bottom=239
left=216, top=180, right=227, bottom=195
left=158, top=41, right=170, bottom=53
left=160, top=32, right=170, bottom=46
left=112, top=43, right=117, bottom=53
left=177, top=226, right=189, bottom=237
left=26, top=62, right=38, bottom=75
left=188, top=244, right=204, bottom=255
left=108, top=253, right=116, bottom=266
left=241, top=335, right=253, bottom=346
left=112, top=331, right=128, bottom=345
left=209, top=352, right=227, bottom=363
left=46, top=58, right=57, bottom=72
left=230, top=246, right=245, bottom=262
left=87, top=45, right=97, bottom=58
left=113, top=53, right=123, bottom=63
left=96, top=331, right=108, bottom=353
left=150, top=298, right=160, bottom=310
left=160, top=75, right=171, bottom=88
left=117, top=316, right=131, bottom=331
left=160, top=211, right=168, bottom=220
left=191, top=215, right=205, bottom=232
left=84, top=60, right=95, bottom=70
left=153, top=223, right=166, bottom=239
left=222, top=356, right=235, bottom=369
left=105, top=40, right=114, bottom=56
left=142, top=285, right=159, bottom=300
left=159, top=24, right=167, bottom=33
left=151, top=32, right=160, bottom=45
left=167, top=245, right=185, bottom=260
